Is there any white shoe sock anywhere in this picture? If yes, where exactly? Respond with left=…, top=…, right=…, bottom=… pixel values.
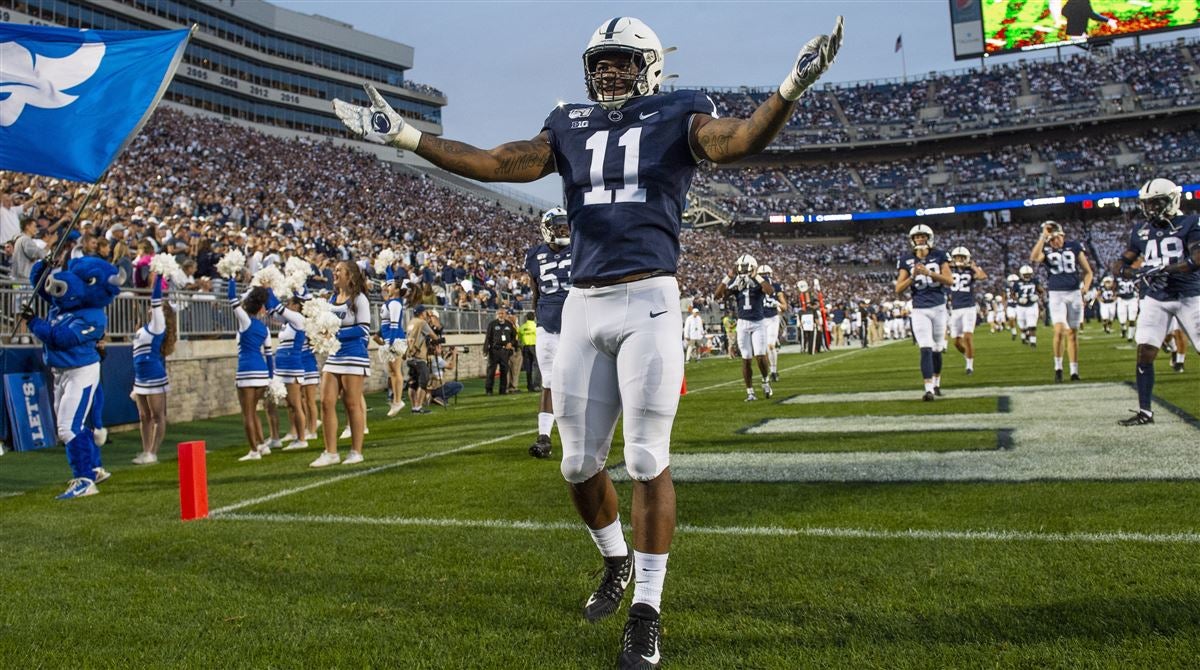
left=537, top=412, right=554, bottom=437
left=631, top=551, right=669, bottom=612
left=1069, top=362, right=1078, bottom=375
left=1054, top=357, right=1063, bottom=371
left=588, top=518, right=628, bottom=558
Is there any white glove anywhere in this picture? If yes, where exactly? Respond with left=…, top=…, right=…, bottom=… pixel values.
left=779, top=16, right=844, bottom=101
left=332, top=83, right=423, bottom=150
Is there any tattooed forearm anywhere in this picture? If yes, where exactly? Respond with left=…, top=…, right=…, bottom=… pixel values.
left=496, top=146, right=547, bottom=177
left=696, top=92, right=796, bottom=163
left=415, top=135, right=552, bottom=182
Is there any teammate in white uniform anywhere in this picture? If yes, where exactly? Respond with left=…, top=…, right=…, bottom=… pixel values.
left=333, top=15, right=844, bottom=668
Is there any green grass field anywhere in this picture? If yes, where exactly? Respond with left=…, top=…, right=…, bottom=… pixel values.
left=2, top=324, right=1199, bottom=669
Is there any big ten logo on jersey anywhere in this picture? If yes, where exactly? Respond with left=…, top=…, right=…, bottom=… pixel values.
left=537, top=253, right=572, bottom=295
left=616, top=383, right=1200, bottom=484
left=569, top=106, right=593, bottom=129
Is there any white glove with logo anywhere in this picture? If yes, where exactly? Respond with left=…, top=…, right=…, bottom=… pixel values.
left=332, top=83, right=423, bottom=150
left=779, top=16, right=844, bottom=101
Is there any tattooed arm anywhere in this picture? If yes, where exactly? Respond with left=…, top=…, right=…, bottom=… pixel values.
left=416, top=131, right=556, bottom=183
left=689, top=94, right=796, bottom=164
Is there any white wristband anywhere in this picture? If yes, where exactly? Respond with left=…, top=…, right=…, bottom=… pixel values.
left=778, top=77, right=808, bottom=102
left=392, top=123, right=423, bottom=152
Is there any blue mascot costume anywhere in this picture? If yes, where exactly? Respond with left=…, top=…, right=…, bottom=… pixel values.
left=22, top=257, right=123, bottom=499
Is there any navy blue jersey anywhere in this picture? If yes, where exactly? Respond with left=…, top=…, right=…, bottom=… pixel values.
left=1041, top=239, right=1087, bottom=292
left=542, top=90, right=717, bottom=283
left=1116, top=277, right=1138, bottom=300
left=898, top=248, right=949, bottom=309
left=524, top=242, right=572, bottom=333
left=948, top=267, right=977, bottom=310
left=762, top=281, right=784, bottom=317
left=1125, top=214, right=1200, bottom=301
left=1011, top=279, right=1040, bottom=306
left=732, top=280, right=766, bottom=321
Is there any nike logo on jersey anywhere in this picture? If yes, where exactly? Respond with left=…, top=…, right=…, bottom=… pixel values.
left=639, top=111, right=660, bottom=120
left=650, top=310, right=668, bottom=318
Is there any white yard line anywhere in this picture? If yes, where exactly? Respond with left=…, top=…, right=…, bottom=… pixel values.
left=688, top=341, right=900, bottom=395
left=211, top=511, right=1200, bottom=546
left=208, top=430, right=535, bottom=515
left=0, top=491, right=25, bottom=499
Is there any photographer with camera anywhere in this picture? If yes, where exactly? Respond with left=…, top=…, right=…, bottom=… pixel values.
left=403, top=304, right=437, bottom=415
left=428, top=342, right=464, bottom=407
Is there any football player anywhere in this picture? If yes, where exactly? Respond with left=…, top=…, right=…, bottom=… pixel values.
left=1115, top=273, right=1139, bottom=341
left=1113, top=178, right=1200, bottom=425
left=1011, top=265, right=1043, bottom=348
left=525, top=207, right=572, bottom=459
left=758, top=264, right=788, bottom=381
left=948, top=246, right=987, bottom=374
left=1005, top=273, right=1020, bottom=340
left=1030, top=220, right=1094, bottom=382
left=715, top=255, right=777, bottom=400
left=334, top=16, right=843, bottom=668
left=1097, top=276, right=1117, bottom=334
left=895, top=224, right=953, bottom=400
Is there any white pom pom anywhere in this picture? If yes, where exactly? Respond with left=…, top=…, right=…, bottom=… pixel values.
left=301, top=299, right=341, bottom=357
left=217, top=249, right=246, bottom=279
left=376, top=345, right=396, bottom=366
left=266, top=378, right=288, bottom=406
left=251, top=265, right=287, bottom=297
left=374, top=249, right=397, bottom=276
left=149, top=253, right=181, bottom=281
left=390, top=339, right=408, bottom=357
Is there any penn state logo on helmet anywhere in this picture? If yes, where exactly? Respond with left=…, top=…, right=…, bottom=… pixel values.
left=540, top=206, right=570, bottom=246
left=908, top=224, right=934, bottom=250
left=1137, top=178, right=1181, bottom=226
left=583, top=17, right=665, bottom=110
left=735, top=254, right=757, bottom=276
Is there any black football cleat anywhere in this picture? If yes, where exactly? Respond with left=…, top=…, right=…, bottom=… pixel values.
left=1070, top=373, right=1080, bottom=382
left=769, top=371, right=779, bottom=382
left=1118, top=411, right=1154, bottom=426
left=529, top=434, right=552, bottom=459
left=1054, top=369, right=1063, bottom=383
left=933, top=386, right=943, bottom=396
left=1174, top=363, right=1185, bottom=374
left=922, top=391, right=935, bottom=402
left=584, top=554, right=633, bottom=623
left=965, top=368, right=974, bottom=376
left=618, top=603, right=662, bottom=669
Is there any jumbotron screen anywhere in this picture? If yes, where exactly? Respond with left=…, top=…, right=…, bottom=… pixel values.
left=982, top=0, right=1199, bottom=54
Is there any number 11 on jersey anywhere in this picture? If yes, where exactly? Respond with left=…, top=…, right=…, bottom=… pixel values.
left=583, top=128, right=647, bottom=205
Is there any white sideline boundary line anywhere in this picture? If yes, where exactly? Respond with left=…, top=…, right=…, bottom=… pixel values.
left=209, top=511, right=1200, bottom=546
left=208, top=430, right=535, bottom=515
left=688, top=341, right=901, bottom=395
left=0, top=492, right=25, bottom=499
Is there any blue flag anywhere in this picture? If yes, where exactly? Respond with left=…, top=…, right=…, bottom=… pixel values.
left=0, top=23, right=191, bottom=183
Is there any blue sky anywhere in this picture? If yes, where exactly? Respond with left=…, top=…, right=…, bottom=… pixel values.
left=276, top=1, right=1188, bottom=203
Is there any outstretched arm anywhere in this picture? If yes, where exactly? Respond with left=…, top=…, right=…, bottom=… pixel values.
left=333, top=84, right=554, bottom=182
left=691, top=17, right=843, bottom=164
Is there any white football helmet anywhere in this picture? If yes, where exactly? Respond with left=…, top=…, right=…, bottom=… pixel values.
left=540, top=207, right=570, bottom=246
left=985, top=292, right=995, bottom=302
left=757, top=264, right=773, bottom=277
left=908, top=224, right=933, bottom=251
left=1042, top=220, right=1064, bottom=238
left=583, top=17, right=664, bottom=109
left=1006, top=273, right=1019, bottom=283
left=735, top=254, right=758, bottom=275
left=1102, top=276, right=1114, bottom=288
left=1019, top=265, right=1034, bottom=280
left=796, top=279, right=810, bottom=293
left=949, top=246, right=971, bottom=267
left=1138, top=178, right=1181, bottom=225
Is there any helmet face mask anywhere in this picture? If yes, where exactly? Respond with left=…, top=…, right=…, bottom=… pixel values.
left=583, top=17, right=664, bottom=110
left=1138, top=178, right=1181, bottom=227
left=735, top=254, right=758, bottom=276
left=950, top=246, right=970, bottom=268
left=540, top=207, right=570, bottom=246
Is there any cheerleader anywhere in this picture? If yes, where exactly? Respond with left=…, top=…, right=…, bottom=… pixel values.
left=132, top=273, right=176, bottom=465
left=271, top=291, right=312, bottom=450
left=229, top=276, right=272, bottom=461
left=380, top=272, right=407, bottom=417
left=311, top=261, right=371, bottom=468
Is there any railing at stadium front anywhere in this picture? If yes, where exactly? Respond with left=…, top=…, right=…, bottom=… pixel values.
left=0, top=286, right=499, bottom=341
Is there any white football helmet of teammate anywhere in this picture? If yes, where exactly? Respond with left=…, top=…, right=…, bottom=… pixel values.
left=1101, top=276, right=1114, bottom=288
left=540, top=207, right=570, bottom=246
left=583, top=17, right=664, bottom=109
left=757, top=264, right=773, bottom=277
left=1019, top=265, right=1034, bottom=280
left=909, top=224, right=934, bottom=250
left=1137, top=178, right=1181, bottom=226
left=1006, top=273, right=1019, bottom=283
left=735, top=254, right=758, bottom=276
left=950, top=246, right=971, bottom=267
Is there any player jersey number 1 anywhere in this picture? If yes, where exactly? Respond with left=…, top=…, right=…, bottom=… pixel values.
left=583, top=128, right=647, bottom=205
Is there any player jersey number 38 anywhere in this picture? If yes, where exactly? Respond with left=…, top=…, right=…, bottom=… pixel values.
left=543, top=90, right=718, bottom=284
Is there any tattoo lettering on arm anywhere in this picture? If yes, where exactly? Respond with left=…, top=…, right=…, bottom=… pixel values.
left=416, top=132, right=555, bottom=183
left=691, top=92, right=796, bottom=164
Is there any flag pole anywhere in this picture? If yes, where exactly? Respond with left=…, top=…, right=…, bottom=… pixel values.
left=11, top=176, right=105, bottom=337
left=900, top=42, right=908, bottom=83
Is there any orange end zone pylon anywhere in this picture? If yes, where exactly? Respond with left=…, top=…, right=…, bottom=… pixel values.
left=178, top=441, right=208, bottom=521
